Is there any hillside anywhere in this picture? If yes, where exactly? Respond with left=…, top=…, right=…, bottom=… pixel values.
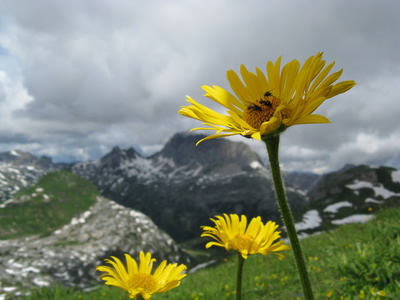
left=292, top=165, right=400, bottom=238
left=0, top=170, right=99, bottom=239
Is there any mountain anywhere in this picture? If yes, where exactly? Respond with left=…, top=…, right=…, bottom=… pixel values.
left=0, top=150, right=63, bottom=203
left=0, top=172, right=190, bottom=298
left=71, top=132, right=308, bottom=242
left=292, top=164, right=400, bottom=237
left=2, top=135, right=399, bottom=244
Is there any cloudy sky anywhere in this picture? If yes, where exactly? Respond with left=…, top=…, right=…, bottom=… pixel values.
left=0, top=0, right=399, bottom=173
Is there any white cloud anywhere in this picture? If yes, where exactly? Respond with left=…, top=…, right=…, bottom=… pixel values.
left=0, top=71, right=33, bottom=115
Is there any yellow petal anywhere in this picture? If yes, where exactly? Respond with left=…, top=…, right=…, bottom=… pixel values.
left=290, top=114, right=331, bottom=125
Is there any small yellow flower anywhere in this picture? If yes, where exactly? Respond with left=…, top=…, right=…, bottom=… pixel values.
left=327, top=289, right=334, bottom=298
left=201, top=213, right=290, bottom=259
left=377, top=290, right=386, bottom=296
left=96, top=252, right=187, bottom=299
left=179, top=53, right=356, bottom=144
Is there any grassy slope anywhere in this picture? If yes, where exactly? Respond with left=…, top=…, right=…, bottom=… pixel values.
left=0, top=170, right=99, bottom=239
left=26, top=207, right=400, bottom=300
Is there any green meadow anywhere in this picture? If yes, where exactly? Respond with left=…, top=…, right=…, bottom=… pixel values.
left=24, top=208, right=400, bottom=300
left=0, top=170, right=99, bottom=240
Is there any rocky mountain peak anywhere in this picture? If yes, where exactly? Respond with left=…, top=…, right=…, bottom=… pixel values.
left=0, top=150, right=54, bottom=169
left=100, top=146, right=141, bottom=167
left=156, top=132, right=262, bottom=170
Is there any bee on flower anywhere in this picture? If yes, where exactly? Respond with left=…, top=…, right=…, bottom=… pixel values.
left=179, top=53, right=356, bottom=144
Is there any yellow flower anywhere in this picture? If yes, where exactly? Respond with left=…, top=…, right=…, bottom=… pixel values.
left=96, top=252, right=187, bottom=299
left=377, top=290, right=386, bottom=296
left=201, top=213, right=290, bottom=259
left=179, top=53, right=356, bottom=144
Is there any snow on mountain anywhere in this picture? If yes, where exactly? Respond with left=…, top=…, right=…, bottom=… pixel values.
left=391, top=170, right=400, bottom=183
left=323, top=201, right=353, bottom=213
left=346, top=179, right=400, bottom=199
left=0, top=150, right=62, bottom=203
left=294, top=210, right=322, bottom=231
left=1, top=134, right=399, bottom=245
left=71, top=132, right=308, bottom=242
left=331, top=214, right=374, bottom=225
left=293, top=164, right=400, bottom=236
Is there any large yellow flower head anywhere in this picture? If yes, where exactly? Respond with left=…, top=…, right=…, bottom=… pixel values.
left=96, top=252, right=187, bottom=299
left=179, top=53, right=356, bottom=144
left=201, top=214, right=290, bottom=259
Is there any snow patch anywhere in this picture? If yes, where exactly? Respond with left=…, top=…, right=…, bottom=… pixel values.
left=250, top=161, right=262, bottom=169
left=392, top=170, right=400, bottom=183
left=365, top=197, right=383, bottom=204
left=10, top=150, right=19, bottom=156
left=32, top=278, right=50, bottom=287
left=7, top=168, right=20, bottom=174
left=323, top=201, right=353, bottom=213
left=70, top=211, right=91, bottom=225
left=23, top=266, right=40, bottom=273
left=331, top=214, right=374, bottom=225
left=346, top=180, right=400, bottom=199
left=294, top=210, right=322, bottom=231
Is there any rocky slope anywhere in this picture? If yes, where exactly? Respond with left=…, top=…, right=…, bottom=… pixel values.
left=0, top=194, right=189, bottom=298
left=0, top=150, right=63, bottom=203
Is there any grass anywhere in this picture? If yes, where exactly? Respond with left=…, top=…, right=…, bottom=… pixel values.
left=22, top=207, right=400, bottom=299
left=0, top=170, right=99, bottom=239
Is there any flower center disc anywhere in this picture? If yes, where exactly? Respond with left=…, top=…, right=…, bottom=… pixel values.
left=243, top=94, right=281, bottom=129
left=128, top=273, right=158, bottom=294
left=237, top=233, right=255, bottom=249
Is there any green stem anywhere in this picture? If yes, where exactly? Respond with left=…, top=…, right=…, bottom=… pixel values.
left=236, top=253, right=245, bottom=300
left=136, top=294, right=145, bottom=300
left=264, top=134, right=314, bottom=300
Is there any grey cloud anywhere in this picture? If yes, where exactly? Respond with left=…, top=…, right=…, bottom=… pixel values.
left=0, top=0, right=399, bottom=172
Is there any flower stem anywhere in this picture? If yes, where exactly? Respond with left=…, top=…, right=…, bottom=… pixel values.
left=264, top=134, right=314, bottom=300
left=236, top=253, right=245, bottom=300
